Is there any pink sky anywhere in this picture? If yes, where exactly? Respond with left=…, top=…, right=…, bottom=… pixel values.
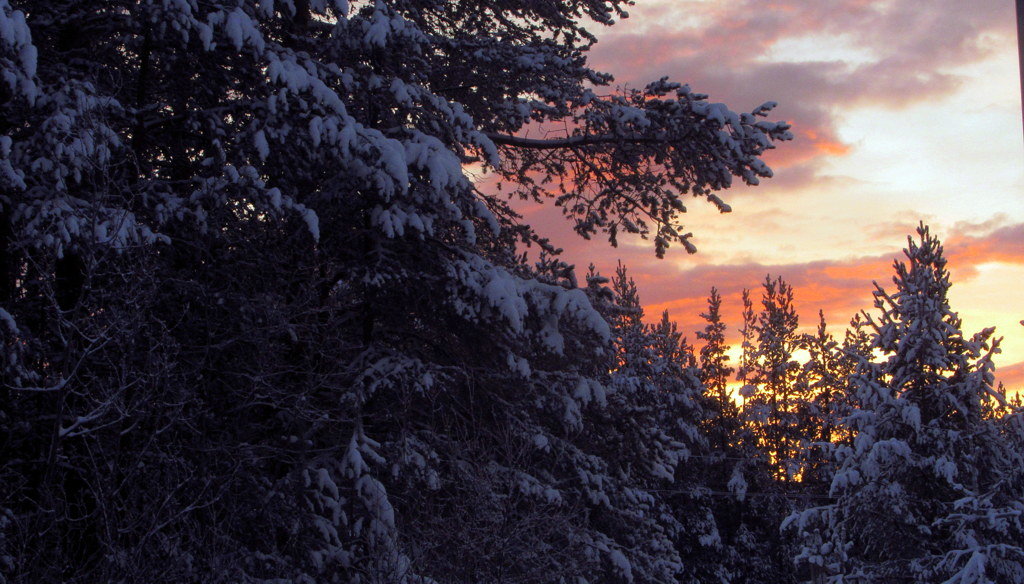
left=513, top=0, right=1024, bottom=392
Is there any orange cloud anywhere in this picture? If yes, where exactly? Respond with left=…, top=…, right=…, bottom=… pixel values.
left=615, top=223, right=1024, bottom=362
left=800, top=128, right=851, bottom=157
left=996, top=360, right=1024, bottom=396
left=945, top=223, right=1024, bottom=277
left=820, top=258, right=893, bottom=282
left=641, top=259, right=880, bottom=348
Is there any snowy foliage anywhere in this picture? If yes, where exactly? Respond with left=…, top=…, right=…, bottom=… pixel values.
left=12, top=3, right=1012, bottom=584
left=0, top=1, right=796, bottom=582
left=785, top=225, right=1024, bottom=584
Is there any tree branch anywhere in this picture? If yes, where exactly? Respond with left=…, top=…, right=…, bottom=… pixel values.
left=484, top=131, right=673, bottom=150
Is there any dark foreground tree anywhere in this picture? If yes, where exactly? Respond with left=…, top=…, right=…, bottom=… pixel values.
left=0, top=1, right=791, bottom=582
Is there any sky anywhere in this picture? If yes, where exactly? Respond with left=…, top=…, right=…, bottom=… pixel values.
left=514, top=0, right=1024, bottom=392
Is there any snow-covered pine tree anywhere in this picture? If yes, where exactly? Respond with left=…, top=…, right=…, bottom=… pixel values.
left=785, top=224, right=1024, bottom=584
left=736, top=287, right=758, bottom=402
left=693, top=285, right=749, bottom=505
left=0, top=1, right=792, bottom=582
left=648, top=312, right=734, bottom=584
left=590, top=265, right=685, bottom=582
left=602, top=265, right=734, bottom=583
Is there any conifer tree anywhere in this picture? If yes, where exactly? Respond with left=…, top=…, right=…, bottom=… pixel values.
left=687, top=286, right=792, bottom=584
left=786, top=225, right=1024, bottom=584
left=746, top=276, right=805, bottom=481
left=736, top=287, right=758, bottom=402
left=698, top=287, right=735, bottom=420
left=793, top=311, right=848, bottom=492
left=0, top=0, right=796, bottom=581
left=647, top=311, right=725, bottom=584
left=599, top=264, right=716, bottom=583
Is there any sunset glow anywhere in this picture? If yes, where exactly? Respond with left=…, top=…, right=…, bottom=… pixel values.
left=518, top=0, right=1024, bottom=392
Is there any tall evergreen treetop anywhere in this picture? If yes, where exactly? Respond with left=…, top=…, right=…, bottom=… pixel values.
left=697, top=286, right=733, bottom=407
left=868, top=224, right=1002, bottom=419
left=786, top=225, right=1023, bottom=584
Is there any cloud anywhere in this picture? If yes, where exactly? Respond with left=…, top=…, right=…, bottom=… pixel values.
left=592, top=221, right=1024, bottom=351
left=944, top=223, right=1024, bottom=278
left=996, top=360, right=1024, bottom=395
left=640, top=257, right=887, bottom=343
left=949, top=214, right=1014, bottom=237
left=587, top=0, right=1015, bottom=187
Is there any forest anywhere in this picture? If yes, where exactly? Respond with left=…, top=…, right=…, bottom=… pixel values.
left=0, top=1, right=1022, bottom=583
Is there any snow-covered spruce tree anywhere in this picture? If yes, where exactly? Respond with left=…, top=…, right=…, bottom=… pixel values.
left=648, top=312, right=731, bottom=584
left=695, top=287, right=741, bottom=497
left=785, top=225, right=1024, bottom=584
left=0, top=1, right=791, bottom=582
left=693, top=287, right=755, bottom=582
